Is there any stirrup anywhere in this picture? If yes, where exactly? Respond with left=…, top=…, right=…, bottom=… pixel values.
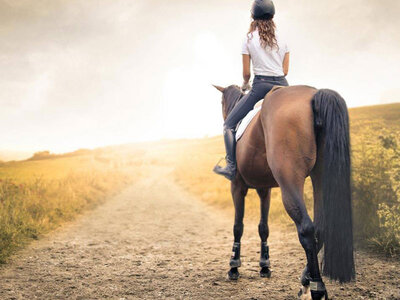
left=214, top=157, right=225, bottom=168
left=213, top=157, right=236, bottom=180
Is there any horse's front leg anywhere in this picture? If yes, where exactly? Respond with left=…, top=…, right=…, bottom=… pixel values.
left=256, top=187, right=272, bottom=278
left=228, top=176, right=248, bottom=280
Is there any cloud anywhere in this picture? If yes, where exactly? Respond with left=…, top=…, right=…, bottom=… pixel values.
left=0, top=0, right=399, bottom=152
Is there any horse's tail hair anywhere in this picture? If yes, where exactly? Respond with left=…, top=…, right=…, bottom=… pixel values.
left=312, top=89, right=355, bottom=283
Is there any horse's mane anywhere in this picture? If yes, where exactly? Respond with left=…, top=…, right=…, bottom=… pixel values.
left=223, top=85, right=245, bottom=116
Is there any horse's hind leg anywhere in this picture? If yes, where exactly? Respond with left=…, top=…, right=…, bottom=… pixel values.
left=274, top=172, right=327, bottom=300
left=256, top=187, right=272, bottom=278
left=301, top=164, right=324, bottom=288
left=228, top=175, right=248, bottom=280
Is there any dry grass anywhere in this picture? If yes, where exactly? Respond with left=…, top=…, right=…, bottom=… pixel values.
left=0, top=148, right=143, bottom=263
left=1, top=103, right=399, bottom=261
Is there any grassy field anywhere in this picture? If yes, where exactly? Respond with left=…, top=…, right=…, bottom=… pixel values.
left=0, top=147, right=146, bottom=263
left=172, top=103, right=400, bottom=255
left=1, top=103, right=399, bottom=262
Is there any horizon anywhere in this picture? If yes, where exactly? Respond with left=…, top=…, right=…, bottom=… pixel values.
left=1, top=101, right=399, bottom=162
left=1, top=0, right=400, bottom=156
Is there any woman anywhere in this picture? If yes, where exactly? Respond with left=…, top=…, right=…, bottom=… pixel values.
left=214, top=0, right=290, bottom=180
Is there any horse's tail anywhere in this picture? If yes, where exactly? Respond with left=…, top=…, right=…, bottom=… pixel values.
left=312, top=89, right=355, bottom=283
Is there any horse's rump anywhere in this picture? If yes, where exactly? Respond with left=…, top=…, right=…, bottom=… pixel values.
left=236, top=85, right=318, bottom=187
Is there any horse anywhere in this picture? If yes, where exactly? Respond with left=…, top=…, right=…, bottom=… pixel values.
left=213, top=84, right=355, bottom=300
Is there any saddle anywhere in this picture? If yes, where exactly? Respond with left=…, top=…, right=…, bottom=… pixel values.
left=235, top=100, right=263, bottom=141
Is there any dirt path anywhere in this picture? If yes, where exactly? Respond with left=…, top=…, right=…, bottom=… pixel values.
left=1, top=165, right=399, bottom=300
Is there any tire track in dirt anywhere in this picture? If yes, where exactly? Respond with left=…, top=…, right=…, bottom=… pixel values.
left=1, top=165, right=399, bottom=299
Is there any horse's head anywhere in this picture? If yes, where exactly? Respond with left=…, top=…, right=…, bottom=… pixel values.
left=213, top=84, right=244, bottom=120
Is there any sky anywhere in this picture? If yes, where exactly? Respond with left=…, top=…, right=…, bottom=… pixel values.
left=1, top=0, right=399, bottom=155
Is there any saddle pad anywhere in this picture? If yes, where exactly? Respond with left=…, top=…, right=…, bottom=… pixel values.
left=235, top=105, right=262, bottom=141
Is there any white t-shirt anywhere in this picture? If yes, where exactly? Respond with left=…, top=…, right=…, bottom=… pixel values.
left=241, top=30, right=289, bottom=77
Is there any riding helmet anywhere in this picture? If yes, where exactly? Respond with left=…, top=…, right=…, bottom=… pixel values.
left=251, top=0, right=275, bottom=20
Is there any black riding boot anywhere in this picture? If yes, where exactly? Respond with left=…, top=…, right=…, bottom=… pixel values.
left=213, top=128, right=236, bottom=180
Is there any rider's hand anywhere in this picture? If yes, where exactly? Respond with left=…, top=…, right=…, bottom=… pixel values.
left=241, top=81, right=251, bottom=92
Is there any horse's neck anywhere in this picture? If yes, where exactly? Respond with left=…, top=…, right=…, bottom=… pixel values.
left=226, top=93, right=244, bottom=116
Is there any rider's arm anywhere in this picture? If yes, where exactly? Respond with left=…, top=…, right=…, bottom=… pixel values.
left=242, top=54, right=251, bottom=83
left=283, top=52, right=290, bottom=76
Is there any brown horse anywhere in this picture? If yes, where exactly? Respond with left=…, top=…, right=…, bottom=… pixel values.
left=213, top=84, right=354, bottom=300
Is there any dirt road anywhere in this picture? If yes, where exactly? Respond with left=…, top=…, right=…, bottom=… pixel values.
left=1, top=166, right=399, bottom=299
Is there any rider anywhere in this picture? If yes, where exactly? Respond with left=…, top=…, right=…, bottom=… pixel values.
left=213, top=0, right=290, bottom=180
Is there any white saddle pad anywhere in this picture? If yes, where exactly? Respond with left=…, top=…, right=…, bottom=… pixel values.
left=235, top=104, right=262, bottom=141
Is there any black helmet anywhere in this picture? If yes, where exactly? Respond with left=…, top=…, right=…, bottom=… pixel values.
left=251, top=0, right=275, bottom=20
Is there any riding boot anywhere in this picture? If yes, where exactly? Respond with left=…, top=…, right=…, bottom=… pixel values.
left=213, top=128, right=237, bottom=180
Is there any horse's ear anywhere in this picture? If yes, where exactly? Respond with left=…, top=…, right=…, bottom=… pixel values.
left=212, top=85, right=225, bottom=93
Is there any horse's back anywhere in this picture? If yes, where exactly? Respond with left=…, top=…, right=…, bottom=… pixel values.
left=262, top=85, right=316, bottom=126
left=236, top=85, right=317, bottom=188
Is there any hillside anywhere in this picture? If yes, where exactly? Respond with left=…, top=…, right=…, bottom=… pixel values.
left=349, top=102, right=400, bottom=127
left=349, top=102, right=400, bottom=145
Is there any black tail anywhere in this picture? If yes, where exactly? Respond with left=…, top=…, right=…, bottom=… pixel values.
left=312, top=89, right=355, bottom=283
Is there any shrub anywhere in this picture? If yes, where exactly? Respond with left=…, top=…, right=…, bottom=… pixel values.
left=28, top=151, right=54, bottom=161
left=352, top=134, right=400, bottom=255
left=372, top=203, right=400, bottom=255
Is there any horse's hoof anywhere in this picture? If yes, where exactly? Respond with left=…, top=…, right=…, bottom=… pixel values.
left=260, top=266, right=271, bottom=278
left=311, top=290, right=328, bottom=300
left=299, top=287, right=327, bottom=300
left=228, top=267, right=240, bottom=280
left=298, top=285, right=311, bottom=300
